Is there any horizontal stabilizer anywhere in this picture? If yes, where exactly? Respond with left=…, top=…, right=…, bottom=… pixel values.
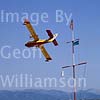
left=53, top=39, right=58, bottom=46
left=46, top=30, right=53, bottom=38
left=46, top=30, right=58, bottom=46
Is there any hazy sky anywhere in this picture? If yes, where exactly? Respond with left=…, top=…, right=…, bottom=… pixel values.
left=0, top=0, right=100, bottom=91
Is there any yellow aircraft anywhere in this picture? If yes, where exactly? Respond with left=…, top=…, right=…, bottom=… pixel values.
left=23, top=19, right=58, bottom=62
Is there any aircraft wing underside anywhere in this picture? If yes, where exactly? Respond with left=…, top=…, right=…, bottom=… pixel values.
left=24, top=19, right=39, bottom=41
left=39, top=45, right=52, bottom=61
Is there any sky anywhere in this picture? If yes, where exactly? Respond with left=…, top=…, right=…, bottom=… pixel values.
left=0, top=0, right=100, bottom=91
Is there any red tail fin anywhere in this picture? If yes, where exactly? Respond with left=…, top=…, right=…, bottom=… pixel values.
left=46, top=30, right=58, bottom=46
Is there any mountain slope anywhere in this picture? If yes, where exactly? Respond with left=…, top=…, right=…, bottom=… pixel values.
left=0, top=89, right=100, bottom=100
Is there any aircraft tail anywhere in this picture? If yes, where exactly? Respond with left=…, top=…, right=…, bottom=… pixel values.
left=46, top=30, right=58, bottom=46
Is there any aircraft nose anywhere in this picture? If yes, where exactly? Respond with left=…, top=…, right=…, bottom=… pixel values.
left=25, top=43, right=28, bottom=47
